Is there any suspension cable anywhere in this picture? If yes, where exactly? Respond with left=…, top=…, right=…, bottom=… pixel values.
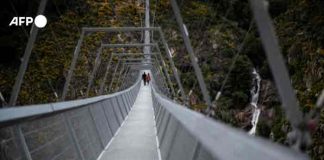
left=249, top=0, right=308, bottom=150
left=170, top=0, right=213, bottom=114
left=214, top=21, right=254, bottom=103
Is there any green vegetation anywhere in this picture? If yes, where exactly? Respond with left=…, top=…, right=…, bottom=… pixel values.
left=0, top=0, right=322, bottom=159
left=154, top=0, right=323, bottom=159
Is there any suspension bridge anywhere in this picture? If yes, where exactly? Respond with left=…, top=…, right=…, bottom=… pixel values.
left=0, top=0, right=318, bottom=159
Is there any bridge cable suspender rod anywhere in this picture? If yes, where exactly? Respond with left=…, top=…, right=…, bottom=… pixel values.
left=114, top=62, right=126, bottom=92
left=151, top=63, right=165, bottom=93
left=99, top=50, right=114, bottom=95
left=214, top=21, right=254, bottom=104
left=86, top=46, right=103, bottom=97
left=150, top=2, right=184, bottom=101
left=108, top=60, right=121, bottom=93
left=185, top=2, right=229, bottom=102
left=152, top=50, right=174, bottom=97
left=249, top=0, right=308, bottom=150
left=118, top=66, right=131, bottom=91
left=152, top=58, right=170, bottom=96
left=9, top=0, right=48, bottom=106
left=153, top=44, right=176, bottom=98
left=155, top=35, right=188, bottom=104
left=170, top=0, right=213, bottom=112
left=61, top=31, right=85, bottom=100
left=119, top=67, right=129, bottom=90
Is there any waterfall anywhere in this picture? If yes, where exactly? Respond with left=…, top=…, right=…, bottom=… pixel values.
left=248, top=68, right=261, bottom=135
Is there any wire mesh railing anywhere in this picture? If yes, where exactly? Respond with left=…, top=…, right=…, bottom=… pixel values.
left=151, top=78, right=309, bottom=160
left=149, top=0, right=322, bottom=153
left=0, top=75, right=141, bottom=160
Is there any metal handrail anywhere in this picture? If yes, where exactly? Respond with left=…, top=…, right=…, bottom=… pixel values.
left=0, top=75, right=141, bottom=126
left=151, top=85, right=309, bottom=160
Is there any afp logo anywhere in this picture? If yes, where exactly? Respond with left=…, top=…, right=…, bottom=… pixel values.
left=9, top=15, right=47, bottom=28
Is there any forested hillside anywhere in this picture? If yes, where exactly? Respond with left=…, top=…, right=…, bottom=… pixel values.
left=0, top=0, right=323, bottom=159
left=155, top=0, right=323, bottom=158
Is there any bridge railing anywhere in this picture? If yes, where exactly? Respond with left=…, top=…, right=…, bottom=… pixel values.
left=0, top=75, right=141, bottom=160
left=151, top=86, right=309, bottom=160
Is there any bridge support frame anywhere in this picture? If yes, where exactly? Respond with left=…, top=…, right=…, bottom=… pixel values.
left=9, top=0, right=48, bottom=106
left=61, top=27, right=186, bottom=102
left=61, top=32, right=85, bottom=101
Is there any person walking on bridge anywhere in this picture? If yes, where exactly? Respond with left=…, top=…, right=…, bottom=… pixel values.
left=146, top=73, right=151, bottom=85
left=142, top=72, right=147, bottom=86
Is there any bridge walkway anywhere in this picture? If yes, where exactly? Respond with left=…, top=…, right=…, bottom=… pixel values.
left=98, top=83, right=160, bottom=160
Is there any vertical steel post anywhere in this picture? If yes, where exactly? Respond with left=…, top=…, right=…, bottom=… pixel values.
left=114, top=62, right=126, bottom=91
left=108, top=60, right=121, bottom=92
left=124, top=67, right=134, bottom=89
left=86, top=46, right=102, bottom=97
left=161, top=57, right=176, bottom=97
left=157, top=29, right=187, bottom=104
left=153, top=56, right=168, bottom=90
left=155, top=45, right=176, bottom=97
left=152, top=60, right=169, bottom=95
left=152, top=63, right=161, bottom=87
left=61, top=32, right=85, bottom=100
left=9, top=0, right=48, bottom=106
left=99, top=52, right=114, bottom=95
left=152, top=61, right=168, bottom=95
left=170, top=0, right=212, bottom=111
left=119, top=70, right=129, bottom=90
left=119, top=66, right=130, bottom=90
